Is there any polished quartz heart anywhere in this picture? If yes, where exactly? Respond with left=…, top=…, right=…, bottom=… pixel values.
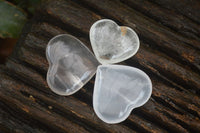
left=93, top=65, right=152, bottom=124
left=46, top=34, right=99, bottom=95
left=90, top=19, right=140, bottom=64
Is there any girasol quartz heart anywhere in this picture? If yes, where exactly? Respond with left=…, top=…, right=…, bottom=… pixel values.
left=90, top=19, right=140, bottom=64
left=93, top=65, right=152, bottom=124
left=46, top=34, right=99, bottom=95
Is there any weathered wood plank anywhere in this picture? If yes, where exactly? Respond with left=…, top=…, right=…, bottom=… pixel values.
left=5, top=41, right=200, bottom=133
left=14, top=18, right=200, bottom=132
left=149, top=0, right=200, bottom=25
left=120, top=0, right=200, bottom=43
left=20, top=46, right=200, bottom=131
left=0, top=102, right=49, bottom=133
left=0, top=65, right=135, bottom=133
left=1, top=0, right=200, bottom=132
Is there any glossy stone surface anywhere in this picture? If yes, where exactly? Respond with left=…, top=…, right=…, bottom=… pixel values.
left=90, top=19, right=140, bottom=64
left=46, top=34, right=99, bottom=95
left=93, top=65, right=152, bottom=124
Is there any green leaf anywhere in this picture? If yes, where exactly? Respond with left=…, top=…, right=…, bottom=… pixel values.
left=0, top=0, right=27, bottom=38
left=10, top=0, right=41, bottom=14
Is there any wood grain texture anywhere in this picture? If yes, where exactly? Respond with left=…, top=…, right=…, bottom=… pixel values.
left=0, top=0, right=200, bottom=132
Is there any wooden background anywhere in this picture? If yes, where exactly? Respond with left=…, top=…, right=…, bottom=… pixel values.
left=0, top=0, right=200, bottom=132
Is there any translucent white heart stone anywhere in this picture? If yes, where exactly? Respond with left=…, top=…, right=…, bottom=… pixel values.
left=90, top=19, right=140, bottom=64
left=93, top=65, right=152, bottom=124
left=46, top=34, right=99, bottom=95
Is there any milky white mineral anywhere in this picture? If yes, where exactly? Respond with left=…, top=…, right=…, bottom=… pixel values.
left=93, top=65, right=152, bottom=124
left=90, top=19, right=140, bottom=64
left=46, top=34, right=99, bottom=95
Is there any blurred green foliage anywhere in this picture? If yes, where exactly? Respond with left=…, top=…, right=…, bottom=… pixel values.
left=10, top=0, right=41, bottom=15
left=0, top=0, right=40, bottom=39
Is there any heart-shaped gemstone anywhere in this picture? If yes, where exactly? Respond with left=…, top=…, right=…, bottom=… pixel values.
left=46, top=34, right=99, bottom=95
left=90, top=19, right=140, bottom=64
left=93, top=65, right=152, bottom=124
